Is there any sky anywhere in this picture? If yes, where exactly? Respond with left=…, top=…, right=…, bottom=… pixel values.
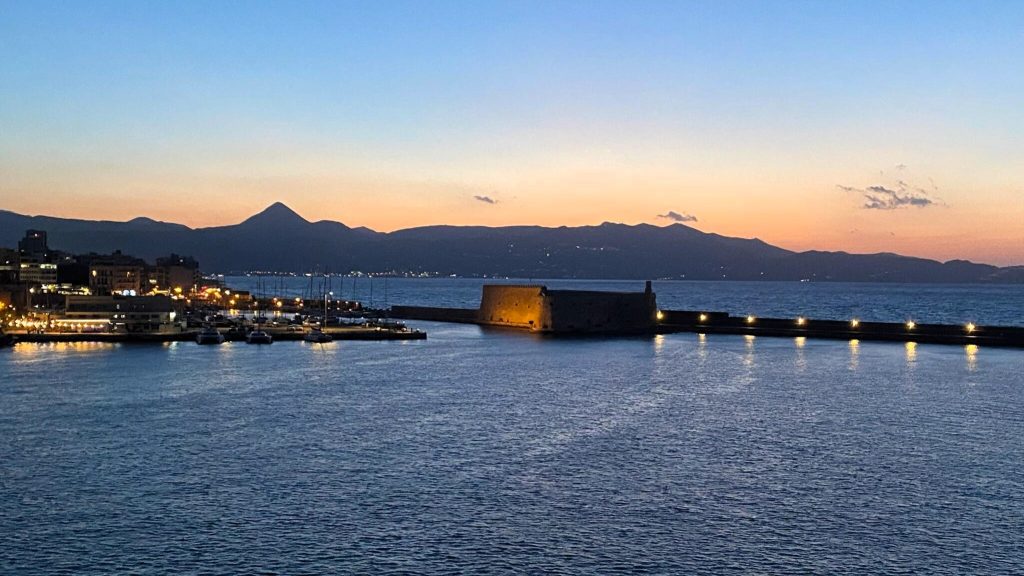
left=1, top=1, right=1022, bottom=265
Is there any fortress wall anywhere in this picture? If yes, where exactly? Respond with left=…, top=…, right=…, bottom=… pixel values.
left=478, top=284, right=658, bottom=334
left=477, top=285, right=549, bottom=330
left=544, top=290, right=657, bottom=333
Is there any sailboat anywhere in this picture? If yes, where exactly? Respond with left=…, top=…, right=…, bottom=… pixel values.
left=304, top=288, right=333, bottom=343
left=247, top=274, right=273, bottom=344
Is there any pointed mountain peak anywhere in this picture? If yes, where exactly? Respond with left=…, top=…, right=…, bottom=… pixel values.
left=242, top=202, right=309, bottom=226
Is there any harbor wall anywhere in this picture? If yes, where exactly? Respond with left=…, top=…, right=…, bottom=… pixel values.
left=389, top=305, right=479, bottom=324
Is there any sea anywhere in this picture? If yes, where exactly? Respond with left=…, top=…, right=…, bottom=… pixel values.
left=2, top=279, right=1023, bottom=574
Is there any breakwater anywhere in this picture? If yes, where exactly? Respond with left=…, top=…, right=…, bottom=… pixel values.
left=390, top=304, right=1024, bottom=348
left=656, top=310, right=1024, bottom=348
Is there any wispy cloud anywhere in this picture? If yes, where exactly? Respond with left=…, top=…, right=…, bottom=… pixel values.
left=862, top=185, right=933, bottom=210
left=473, top=195, right=497, bottom=205
left=838, top=169, right=940, bottom=210
left=658, top=210, right=698, bottom=223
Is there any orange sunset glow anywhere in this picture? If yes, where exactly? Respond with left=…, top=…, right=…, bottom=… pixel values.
left=2, top=1, right=1023, bottom=266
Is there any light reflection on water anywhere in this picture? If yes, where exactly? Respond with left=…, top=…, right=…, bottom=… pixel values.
left=743, top=334, right=755, bottom=369
left=905, top=341, right=918, bottom=365
left=793, top=336, right=807, bottom=373
left=966, top=344, right=979, bottom=372
left=11, top=341, right=120, bottom=357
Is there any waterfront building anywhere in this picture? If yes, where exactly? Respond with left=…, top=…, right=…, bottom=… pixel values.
left=60, top=294, right=180, bottom=333
left=17, top=230, right=50, bottom=260
left=87, top=251, right=148, bottom=295
left=152, top=254, right=201, bottom=293
left=15, top=230, right=58, bottom=287
left=56, top=255, right=91, bottom=287
left=18, top=260, right=58, bottom=286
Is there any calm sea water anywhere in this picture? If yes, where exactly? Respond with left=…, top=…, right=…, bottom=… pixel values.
left=2, top=281, right=1024, bottom=574
left=230, top=276, right=1024, bottom=326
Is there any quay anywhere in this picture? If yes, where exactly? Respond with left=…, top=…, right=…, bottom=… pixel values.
left=9, top=325, right=426, bottom=344
left=391, top=283, right=1024, bottom=348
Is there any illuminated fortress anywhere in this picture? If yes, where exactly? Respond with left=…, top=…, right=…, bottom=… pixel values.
left=477, top=282, right=658, bottom=334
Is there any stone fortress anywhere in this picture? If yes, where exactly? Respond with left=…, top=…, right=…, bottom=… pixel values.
left=476, top=282, right=658, bottom=334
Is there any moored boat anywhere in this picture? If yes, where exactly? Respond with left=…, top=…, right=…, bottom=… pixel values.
left=196, top=325, right=225, bottom=345
left=246, top=329, right=273, bottom=344
left=303, top=328, right=333, bottom=343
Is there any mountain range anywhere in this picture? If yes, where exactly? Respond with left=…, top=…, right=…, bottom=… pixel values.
left=2, top=203, right=1022, bottom=282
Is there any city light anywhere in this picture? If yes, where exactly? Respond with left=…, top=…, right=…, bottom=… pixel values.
left=966, top=323, right=976, bottom=333
left=906, top=320, right=916, bottom=330
left=746, top=315, right=755, bottom=324
left=796, top=317, right=806, bottom=326
left=656, top=310, right=664, bottom=321
left=850, top=319, right=859, bottom=328
left=699, top=313, right=708, bottom=322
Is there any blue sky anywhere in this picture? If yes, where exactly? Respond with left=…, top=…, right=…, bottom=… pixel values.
left=1, top=1, right=1022, bottom=263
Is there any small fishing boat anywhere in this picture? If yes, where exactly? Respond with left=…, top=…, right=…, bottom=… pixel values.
left=196, top=325, right=225, bottom=345
left=246, top=329, right=273, bottom=344
left=303, top=328, right=333, bottom=343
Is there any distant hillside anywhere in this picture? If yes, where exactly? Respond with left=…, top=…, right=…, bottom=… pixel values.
left=1, top=203, right=1022, bottom=282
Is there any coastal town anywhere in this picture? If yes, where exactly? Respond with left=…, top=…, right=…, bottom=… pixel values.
left=0, top=229, right=423, bottom=345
